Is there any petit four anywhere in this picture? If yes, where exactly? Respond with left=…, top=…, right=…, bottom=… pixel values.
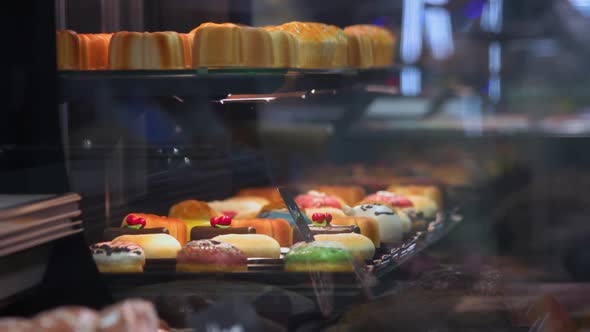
left=314, top=233, right=375, bottom=261
left=90, top=241, right=146, bottom=273
left=176, top=240, right=248, bottom=272
left=284, top=241, right=354, bottom=272
left=212, top=234, right=281, bottom=258
left=112, top=234, right=181, bottom=259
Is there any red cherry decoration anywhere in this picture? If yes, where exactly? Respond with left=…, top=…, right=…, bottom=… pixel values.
left=135, top=217, right=146, bottom=226
left=127, top=215, right=137, bottom=224
left=311, top=213, right=321, bottom=222
left=218, top=215, right=232, bottom=226
left=210, top=216, right=219, bottom=227
left=325, top=213, right=332, bottom=223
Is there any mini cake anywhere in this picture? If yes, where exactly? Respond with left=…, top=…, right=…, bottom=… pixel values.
left=331, top=216, right=380, bottom=248
left=271, top=22, right=348, bottom=68
left=362, top=191, right=413, bottom=208
left=345, top=203, right=409, bottom=243
left=405, top=195, right=439, bottom=220
left=284, top=241, right=354, bottom=272
left=387, top=184, right=443, bottom=208
left=169, top=199, right=219, bottom=233
left=121, top=213, right=187, bottom=245
left=176, top=240, right=247, bottom=272
left=237, top=187, right=283, bottom=203
left=230, top=218, right=293, bottom=247
left=344, top=25, right=396, bottom=67
left=109, top=31, right=187, bottom=69
left=212, top=234, right=281, bottom=258
left=113, top=234, right=181, bottom=259
left=208, top=197, right=269, bottom=219
left=56, top=30, right=81, bottom=70
left=293, top=212, right=360, bottom=242
left=314, top=233, right=375, bottom=261
left=190, top=215, right=256, bottom=241
left=295, top=190, right=345, bottom=209
left=90, top=241, right=145, bottom=273
left=312, top=185, right=366, bottom=205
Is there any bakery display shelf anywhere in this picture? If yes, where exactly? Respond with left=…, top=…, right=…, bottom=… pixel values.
left=58, top=67, right=401, bottom=100
left=97, top=207, right=463, bottom=294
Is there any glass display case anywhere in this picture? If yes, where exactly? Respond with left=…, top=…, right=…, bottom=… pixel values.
left=2, top=0, right=590, bottom=331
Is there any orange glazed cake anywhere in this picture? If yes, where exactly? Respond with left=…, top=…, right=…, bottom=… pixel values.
left=344, top=25, right=396, bottom=67
left=56, top=30, right=81, bottom=70
left=191, top=23, right=273, bottom=68
left=272, top=22, right=348, bottom=69
left=79, top=33, right=112, bottom=70
left=109, top=31, right=187, bottom=70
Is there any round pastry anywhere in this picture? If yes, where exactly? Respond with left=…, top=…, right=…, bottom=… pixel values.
left=295, top=191, right=345, bottom=209
left=405, top=195, right=438, bottom=220
left=169, top=199, right=219, bottom=232
left=284, top=241, right=354, bottom=272
left=31, top=306, right=98, bottom=332
left=314, top=233, right=375, bottom=261
left=96, top=299, right=159, bottom=332
left=112, top=234, right=181, bottom=259
left=208, top=197, right=269, bottom=219
left=331, top=216, right=381, bottom=248
left=345, top=203, right=409, bottom=243
left=362, top=191, right=414, bottom=208
left=90, top=241, right=145, bottom=273
left=387, top=185, right=443, bottom=208
left=212, top=234, right=281, bottom=258
left=237, top=187, right=283, bottom=203
left=0, top=318, right=32, bottom=332
left=176, top=240, right=247, bottom=272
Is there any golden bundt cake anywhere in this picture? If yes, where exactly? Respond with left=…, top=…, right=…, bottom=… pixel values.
left=109, top=31, right=187, bottom=70
left=56, top=30, right=81, bottom=70
left=344, top=25, right=396, bottom=67
left=272, top=22, right=348, bottom=69
left=79, top=33, right=112, bottom=70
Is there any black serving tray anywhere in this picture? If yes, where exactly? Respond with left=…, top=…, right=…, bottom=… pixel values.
left=99, top=208, right=463, bottom=287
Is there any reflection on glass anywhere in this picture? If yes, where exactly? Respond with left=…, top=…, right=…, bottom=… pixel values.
left=425, top=7, right=455, bottom=60
left=401, top=66, right=421, bottom=96
left=481, top=0, right=503, bottom=33
left=570, top=0, right=590, bottom=16
left=401, top=0, right=424, bottom=64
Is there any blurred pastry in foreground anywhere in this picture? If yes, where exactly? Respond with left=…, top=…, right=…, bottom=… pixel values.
left=176, top=240, right=248, bottom=272
left=113, top=234, right=181, bottom=259
left=30, top=306, right=98, bottom=332
left=90, top=241, right=146, bottom=273
left=212, top=234, right=281, bottom=258
left=284, top=241, right=354, bottom=272
left=169, top=199, right=219, bottom=232
left=208, top=196, right=269, bottom=219
left=96, top=299, right=160, bottom=332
